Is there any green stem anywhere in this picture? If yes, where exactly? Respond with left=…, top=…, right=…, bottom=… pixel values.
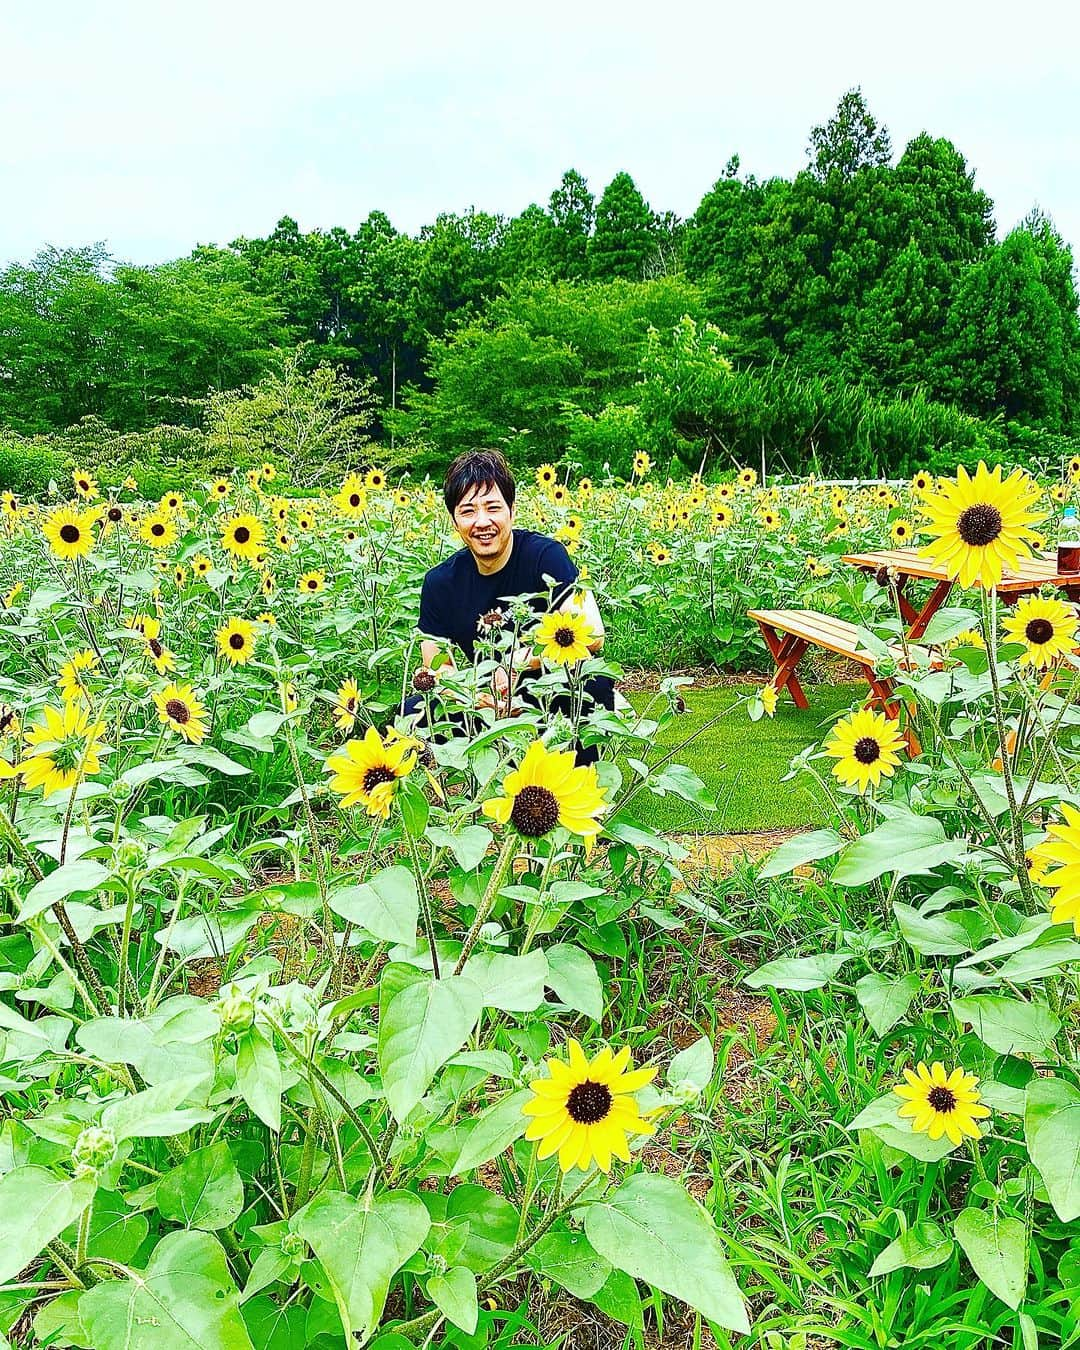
left=453, top=835, right=518, bottom=975
left=405, top=829, right=440, bottom=979
left=983, top=589, right=1035, bottom=908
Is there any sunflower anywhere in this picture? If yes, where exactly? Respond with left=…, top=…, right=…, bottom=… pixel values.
left=632, top=451, right=652, bottom=477
left=919, top=462, right=1046, bottom=590
left=99, top=502, right=125, bottom=535
left=536, top=464, right=557, bottom=489
left=0, top=704, right=20, bottom=739
left=716, top=483, right=734, bottom=502
left=1028, top=802, right=1080, bottom=932
left=535, top=610, right=595, bottom=664
left=894, top=1061, right=990, bottom=1145
left=324, top=726, right=418, bottom=817
left=257, top=611, right=277, bottom=627
left=890, top=518, right=914, bottom=545
left=335, top=473, right=368, bottom=518
left=21, top=700, right=107, bottom=797
left=72, top=467, right=99, bottom=500
left=1070, top=456, right=1080, bottom=481
left=160, top=491, right=183, bottom=514
left=333, top=677, right=361, bottom=732
left=192, top=554, right=212, bottom=577
left=295, top=511, right=315, bottom=533
left=648, top=543, right=672, bottom=566
left=261, top=573, right=276, bottom=599
left=522, top=1040, right=656, bottom=1173
left=246, top=468, right=262, bottom=490
left=261, top=462, right=276, bottom=482
left=911, top=470, right=932, bottom=495
left=482, top=739, right=608, bottom=855
left=550, top=484, right=568, bottom=505
left=2, top=582, right=25, bottom=608
left=221, top=512, right=266, bottom=560
left=140, top=512, right=177, bottom=550
left=760, top=509, right=781, bottom=532
left=43, top=504, right=97, bottom=561
left=122, top=475, right=138, bottom=492
left=364, top=468, right=386, bottom=491
left=216, top=617, right=257, bottom=666
left=578, top=477, right=593, bottom=498
left=57, top=650, right=99, bottom=703
left=298, top=570, right=325, bottom=595
left=1002, top=594, right=1078, bottom=669
left=279, top=681, right=298, bottom=713
left=1051, top=482, right=1070, bottom=504
left=761, top=684, right=778, bottom=717
left=737, top=468, right=757, bottom=489
left=211, top=478, right=231, bottom=500
left=824, top=707, right=905, bottom=792
left=153, top=682, right=208, bottom=744
left=712, top=506, right=733, bottom=529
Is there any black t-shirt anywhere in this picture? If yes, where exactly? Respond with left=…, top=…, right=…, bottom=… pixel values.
left=418, top=529, right=578, bottom=662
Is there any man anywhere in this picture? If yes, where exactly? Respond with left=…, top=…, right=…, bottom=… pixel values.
left=405, top=448, right=614, bottom=762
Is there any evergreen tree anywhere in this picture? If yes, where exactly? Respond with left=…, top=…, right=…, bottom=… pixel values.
left=807, top=87, right=892, bottom=180
left=547, top=169, right=594, bottom=279
left=589, top=172, right=659, bottom=281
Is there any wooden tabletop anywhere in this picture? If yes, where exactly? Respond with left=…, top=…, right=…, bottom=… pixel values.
left=841, top=548, right=1080, bottom=594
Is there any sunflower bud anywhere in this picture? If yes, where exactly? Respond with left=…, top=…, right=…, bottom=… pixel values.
left=216, top=982, right=256, bottom=1033
left=281, top=1231, right=306, bottom=1258
left=116, top=840, right=147, bottom=871
left=108, top=779, right=134, bottom=805
left=429, top=1253, right=448, bottom=1275
left=412, top=668, right=436, bottom=693
left=72, top=1125, right=117, bottom=1176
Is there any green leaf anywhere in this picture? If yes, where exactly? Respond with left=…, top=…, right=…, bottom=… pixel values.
left=426, top=825, right=492, bottom=871
left=398, top=777, right=430, bottom=837
left=528, top=1224, right=612, bottom=1298
left=451, top=1089, right=531, bottom=1175
left=247, top=710, right=287, bottom=740
left=177, top=745, right=250, bottom=776
left=461, top=950, right=548, bottom=1012
left=20, top=859, right=111, bottom=921
left=1025, top=1077, right=1080, bottom=1221
left=330, top=866, right=418, bottom=945
left=86, top=1189, right=149, bottom=1264
left=848, top=1093, right=959, bottom=1160
left=79, top=1230, right=253, bottom=1349
left=427, top=1265, right=478, bottom=1335
left=856, top=973, right=921, bottom=1036
left=157, top=1142, right=244, bottom=1231
left=378, top=971, right=482, bottom=1121
left=951, top=995, right=1061, bottom=1055
left=744, top=952, right=851, bottom=991
left=954, top=1207, right=1027, bottom=1309
left=584, top=1173, right=748, bottom=1334
left=294, top=1190, right=430, bottom=1341
left=868, top=1221, right=954, bottom=1276
left=444, top=1185, right=516, bottom=1272
left=101, top=1075, right=214, bottom=1142
left=832, top=815, right=965, bottom=886
left=544, top=943, right=603, bottom=1022
left=241, top=1295, right=307, bottom=1349
left=0, top=1167, right=96, bottom=1283
left=920, top=606, right=981, bottom=644
left=758, top=829, right=844, bottom=879
left=235, top=1026, right=282, bottom=1132
left=667, top=1037, right=714, bottom=1097
left=894, top=902, right=973, bottom=956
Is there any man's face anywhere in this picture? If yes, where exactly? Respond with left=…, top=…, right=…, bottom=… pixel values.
left=453, top=481, right=514, bottom=561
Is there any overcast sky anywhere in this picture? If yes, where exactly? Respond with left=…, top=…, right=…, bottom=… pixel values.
left=4, top=1, right=1079, bottom=268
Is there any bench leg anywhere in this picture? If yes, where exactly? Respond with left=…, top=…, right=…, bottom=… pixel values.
left=757, top=622, right=810, bottom=709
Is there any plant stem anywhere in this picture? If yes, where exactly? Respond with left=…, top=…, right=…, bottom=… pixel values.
left=453, top=835, right=518, bottom=975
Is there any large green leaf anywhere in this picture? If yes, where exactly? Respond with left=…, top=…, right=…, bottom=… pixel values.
left=528, top=1224, right=611, bottom=1298
left=0, top=1166, right=96, bottom=1283
left=378, top=972, right=482, bottom=1121
left=744, top=953, right=851, bottom=991
left=451, top=1089, right=531, bottom=1175
left=79, top=1230, right=253, bottom=1349
left=758, top=828, right=844, bottom=879
left=425, top=825, right=492, bottom=871
left=832, top=816, right=965, bottom=886
left=330, top=866, right=418, bottom=945
left=294, top=1190, right=430, bottom=1341
left=1025, top=1077, right=1080, bottom=1221
left=893, top=902, right=973, bottom=957
left=856, top=973, right=920, bottom=1036
left=157, top=1142, right=244, bottom=1231
left=954, top=1207, right=1027, bottom=1309
left=101, top=1075, right=214, bottom=1141
left=461, top=951, right=548, bottom=1012
left=951, top=995, right=1060, bottom=1056
left=86, top=1188, right=149, bottom=1264
left=427, top=1265, right=478, bottom=1335
left=544, top=943, right=603, bottom=1022
left=20, top=859, right=111, bottom=921
left=235, top=1026, right=282, bottom=1132
left=584, top=1173, right=748, bottom=1333
left=868, top=1221, right=953, bottom=1276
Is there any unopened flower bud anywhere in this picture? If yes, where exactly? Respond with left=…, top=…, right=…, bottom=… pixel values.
left=72, top=1125, right=116, bottom=1176
left=216, top=982, right=256, bottom=1033
left=281, top=1231, right=306, bottom=1258
left=116, top=840, right=147, bottom=871
left=108, top=779, right=134, bottom=804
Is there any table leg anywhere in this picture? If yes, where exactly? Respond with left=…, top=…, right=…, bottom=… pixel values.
left=908, top=579, right=954, bottom=640
left=757, top=622, right=810, bottom=709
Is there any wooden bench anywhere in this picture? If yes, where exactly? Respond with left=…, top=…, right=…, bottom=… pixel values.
left=748, top=607, right=917, bottom=728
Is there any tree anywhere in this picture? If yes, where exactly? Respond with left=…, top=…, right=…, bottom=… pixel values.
left=547, top=169, right=594, bottom=279
left=589, top=172, right=659, bottom=281
left=807, top=88, right=892, bottom=180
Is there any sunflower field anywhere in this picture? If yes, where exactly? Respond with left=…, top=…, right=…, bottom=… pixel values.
left=1, top=457, right=1080, bottom=1349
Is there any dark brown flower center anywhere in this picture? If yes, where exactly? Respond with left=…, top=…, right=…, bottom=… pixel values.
left=412, top=669, right=436, bottom=692
left=349, top=493, right=361, bottom=507
left=307, top=578, right=318, bottom=590
left=149, top=638, right=163, bottom=657
left=510, top=784, right=561, bottom=837
left=60, top=524, right=81, bottom=543
left=229, top=633, right=245, bottom=650
left=553, top=626, right=577, bottom=648
left=78, top=479, right=90, bottom=491
left=233, top=525, right=250, bottom=544
left=165, top=698, right=190, bottom=724
left=151, top=522, right=165, bottom=536
left=566, top=1079, right=612, bottom=1124
left=854, top=736, right=881, bottom=765
left=927, top=1085, right=957, bottom=1113
left=956, top=503, right=1003, bottom=547
left=1025, top=618, right=1054, bottom=645
left=363, top=765, right=397, bottom=793
left=107, top=506, right=122, bottom=521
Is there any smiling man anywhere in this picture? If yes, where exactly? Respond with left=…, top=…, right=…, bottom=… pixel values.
left=406, top=448, right=614, bottom=763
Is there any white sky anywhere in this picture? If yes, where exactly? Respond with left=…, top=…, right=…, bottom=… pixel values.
left=3, top=0, right=1079, bottom=267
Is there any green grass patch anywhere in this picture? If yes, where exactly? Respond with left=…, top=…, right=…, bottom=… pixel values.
left=624, top=683, right=857, bottom=833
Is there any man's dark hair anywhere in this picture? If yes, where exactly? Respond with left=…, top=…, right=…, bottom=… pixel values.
left=443, top=449, right=516, bottom=515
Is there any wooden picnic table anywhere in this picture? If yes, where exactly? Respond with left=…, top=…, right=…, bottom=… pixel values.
left=841, top=548, right=1080, bottom=640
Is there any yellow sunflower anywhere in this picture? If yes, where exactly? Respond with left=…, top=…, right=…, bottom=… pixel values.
left=364, top=468, right=386, bottom=492
left=192, top=554, right=212, bottom=577
left=275, top=530, right=293, bottom=552
left=1002, top=595, right=1078, bottom=669
left=221, top=512, right=265, bottom=560
left=550, top=484, right=568, bottom=505
left=737, top=467, right=757, bottom=489
left=335, top=473, right=368, bottom=518
left=211, top=478, right=231, bottom=500
left=43, top=504, right=97, bottom=561
left=712, top=506, right=733, bottom=529
left=482, top=739, right=607, bottom=855
left=760, top=684, right=778, bottom=717
left=261, top=462, right=276, bottom=482
left=159, top=491, right=184, bottom=514
left=894, top=1061, right=990, bottom=1145
left=72, top=467, right=99, bottom=500
left=295, top=511, right=315, bottom=533
left=890, top=518, right=914, bottom=545
left=536, top=463, right=557, bottom=489
left=919, top=462, right=1046, bottom=590
left=298, top=570, right=325, bottom=595
left=153, top=682, right=208, bottom=744
left=216, top=618, right=257, bottom=666
left=1050, top=482, right=1070, bottom=504
left=1028, top=802, right=1080, bottom=932
left=324, top=726, right=418, bottom=818
left=523, top=1041, right=656, bottom=1173
left=911, top=470, right=932, bottom=495
left=21, top=700, right=107, bottom=797
left=535, top=611, right=595, bottom=664
left=140, top=512, right=177, bottom=551
left=824, top=707, right=905, bottom=792
left=1069, top=455, right=1080, bottom=481
left=333, top=677, right=361, bottom=732
left=632, top=451, right=652, bottom=477
left=57, top=650, right=99, bottom=703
